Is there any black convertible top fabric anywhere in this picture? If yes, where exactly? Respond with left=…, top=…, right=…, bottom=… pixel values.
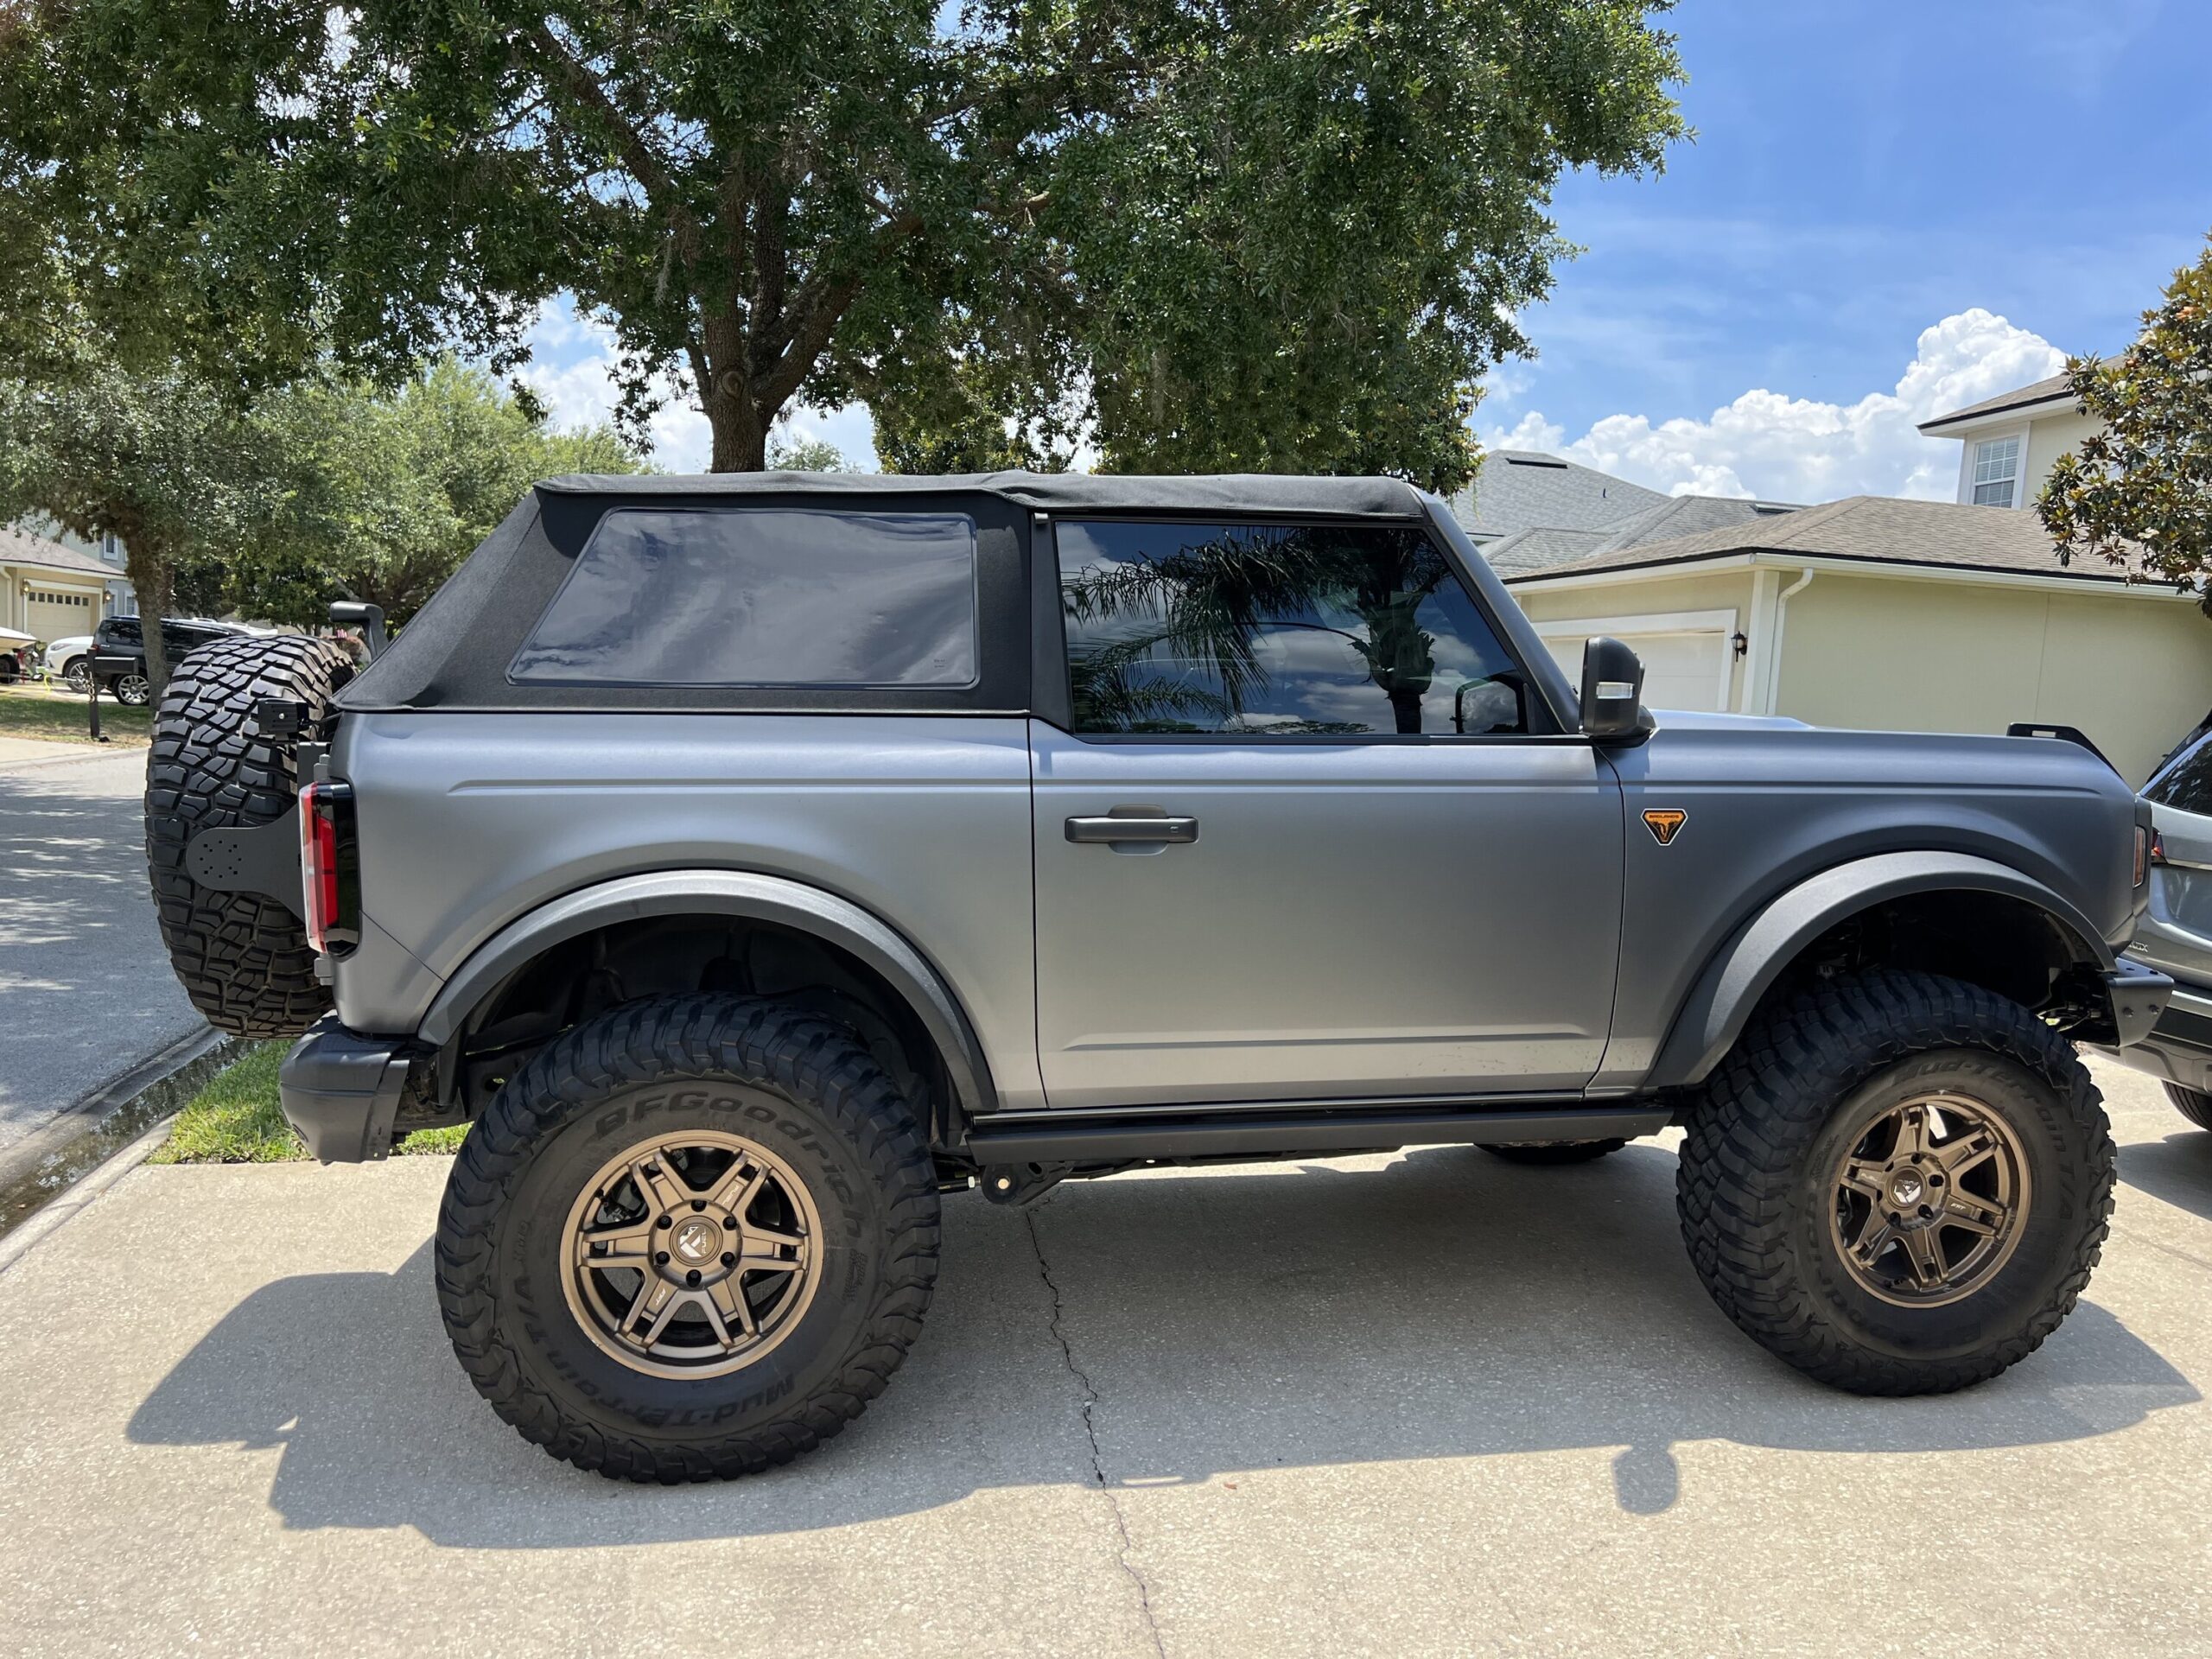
left=535, top=469, right=1431, bottom=519
left=335, top=473, right=1435, bottom=713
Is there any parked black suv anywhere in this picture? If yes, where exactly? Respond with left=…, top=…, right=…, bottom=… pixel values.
left=92, top=615, right=252, bottom=705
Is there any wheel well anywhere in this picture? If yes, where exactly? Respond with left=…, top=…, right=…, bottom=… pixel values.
left=442, top=913, right=958, bottom=1145
left=1764, top=888, right=2095, bottom=1020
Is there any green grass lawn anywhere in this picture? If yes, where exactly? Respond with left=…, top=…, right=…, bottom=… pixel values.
left=154, top=1040, right=469, bottom=1163
left=0, top=681, right=149, bottom=746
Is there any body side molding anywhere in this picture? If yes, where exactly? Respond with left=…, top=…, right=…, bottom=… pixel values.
left=1646, top=849, right=2113, bottom=1089
left=415, top=869, right=998, bottom=1128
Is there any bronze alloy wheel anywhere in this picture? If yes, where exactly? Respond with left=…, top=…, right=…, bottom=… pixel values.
left=1827, top=1090, right=2031, bottom=1308
left=561, top=1130, right=824, bottom=1379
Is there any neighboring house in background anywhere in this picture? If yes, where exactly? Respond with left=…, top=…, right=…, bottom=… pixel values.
left=1449, top=448, right=1802, bottom=576
left=0, top=525, right=120, bottom=646
left=1916, top=371, right=2098, bottom=512
left=1503, top=494, right=2211, bottom=785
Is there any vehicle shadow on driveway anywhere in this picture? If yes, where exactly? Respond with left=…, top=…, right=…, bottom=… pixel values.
left=127, top=1145, right=2197, bottom=1547
left=2117, top=1131, right=2212, bottom=1224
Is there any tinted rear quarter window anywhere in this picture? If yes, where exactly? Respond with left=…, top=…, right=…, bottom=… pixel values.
left=512, top=507, right=979, bottom=688
left=2148, top=731, right=2212, bottom=817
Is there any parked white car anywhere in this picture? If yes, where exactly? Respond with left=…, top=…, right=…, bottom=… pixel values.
left=41, top=633, right=96, bottom=691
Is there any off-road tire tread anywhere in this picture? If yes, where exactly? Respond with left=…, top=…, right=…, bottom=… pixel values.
left=1675, top=969, right=2113, bottom=1395
left=145, top=635, right=353, bottom=1037
left=2165, top=1082, right=2212, bottom=1131
left=1478, top=1138, right=1629, bottom=1165
left=435, top=994, right=941, bottom=1483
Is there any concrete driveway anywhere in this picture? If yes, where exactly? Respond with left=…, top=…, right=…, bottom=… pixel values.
left=0, top=743, right=207, bottom=1155
left=0, top=1055, right=2207, bottom=1657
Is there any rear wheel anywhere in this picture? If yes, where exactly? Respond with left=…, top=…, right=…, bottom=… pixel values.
left=145, top=634, right=353, bottom=1037
left=1478, top=1138, right=1627, bottom=1165
left=1676, top=970, right=2112, bottom=1395
left=436, top=994, right=941, bottom=1482
left=111, top=671, right=151, bottom=706
left=2166, top=1083, right=2212, bottom=1131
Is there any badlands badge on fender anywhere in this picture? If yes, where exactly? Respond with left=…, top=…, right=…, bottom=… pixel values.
left=1642, top=808, right=1688, bottom=847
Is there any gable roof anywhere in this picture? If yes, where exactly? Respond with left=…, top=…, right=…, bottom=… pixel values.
left=1482, top=489, right=1802, bottom=575
left=1916, top=372, right=2077, bottom=435
left=0, top=525, right=118, bottom=582
left=1504, top=493, right=2169, bottom=589
left=1447, top=450, right=1669, bottom=541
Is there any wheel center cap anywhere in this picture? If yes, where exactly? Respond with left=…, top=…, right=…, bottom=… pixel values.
left=1888, top=1171, right=1925, bottom=1207
left=671, top=1217, right=721, bottom=1264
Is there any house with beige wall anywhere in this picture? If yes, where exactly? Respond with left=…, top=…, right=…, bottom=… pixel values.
left=0, top=525, right=118, bottom=647
left=1505, top=494, right=2211, bottom=786
left=1915, top=371, right=2100, bottom=512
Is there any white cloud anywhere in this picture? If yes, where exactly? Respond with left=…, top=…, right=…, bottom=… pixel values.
left=1481, top=309, right=2067, bottom=503
left=516, top=297, right=879, bottom=473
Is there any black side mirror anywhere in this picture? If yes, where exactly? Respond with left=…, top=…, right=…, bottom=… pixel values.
left=329, top=601, right=386, bottom=659
left=1579, top=635, right=1647, bottom=744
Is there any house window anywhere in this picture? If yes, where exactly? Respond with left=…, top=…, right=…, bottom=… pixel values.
left=1971, top=435, right=2020, bottom=508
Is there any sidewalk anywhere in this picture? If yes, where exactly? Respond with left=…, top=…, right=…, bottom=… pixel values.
left=0, top=1056, right=2207, bottom=1657
left=0, top=742, right=208, bottom=1156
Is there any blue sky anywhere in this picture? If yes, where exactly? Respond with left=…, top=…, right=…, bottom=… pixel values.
left=524, top=0, right=2212, bottom=498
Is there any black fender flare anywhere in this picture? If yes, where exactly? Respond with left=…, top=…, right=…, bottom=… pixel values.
left=1647, top=850, right=2113, bottom=1088
left=415, top=869, right=997, bottom=1134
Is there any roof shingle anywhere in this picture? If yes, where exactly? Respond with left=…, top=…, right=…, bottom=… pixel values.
left=1503, top=494, right=2170, bottom=588
left=1916, top=372, right=2076, bottom=434
left=0, top=525, right=121, bottom=581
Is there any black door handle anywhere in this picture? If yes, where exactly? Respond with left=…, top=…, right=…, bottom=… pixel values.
left=1065, top=815, right=1199, bottom=845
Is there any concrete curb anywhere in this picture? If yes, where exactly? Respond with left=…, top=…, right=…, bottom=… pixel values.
left=0, top=1027, right=237, bottom=1246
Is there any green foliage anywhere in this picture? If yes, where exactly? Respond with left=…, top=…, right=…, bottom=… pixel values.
left=765, top=433, right=849, bottom=473
left=154, top=1040, right=468, bottom=1162
left=2, top=1, right=1686, bottom=486
left=0, top=335, right=276, bottom=682
left=2038, top=239, right=2212, bottom=612
left=236, top=359, right=644, bottom=627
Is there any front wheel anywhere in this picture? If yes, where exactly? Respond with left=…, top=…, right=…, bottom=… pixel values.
left=60, top=658, right=91, bottom=695
left=436, top=995, right=941, bottom=1481
left=1676, top=970, right=2113, bottom=1395
left=2166, top=1083, right=2212, bottom=1131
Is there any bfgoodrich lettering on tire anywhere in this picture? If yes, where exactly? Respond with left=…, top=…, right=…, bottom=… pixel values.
left=1675, top=969, right=2113, bottom=1395
left=435, top=994, right=940, bottom=1482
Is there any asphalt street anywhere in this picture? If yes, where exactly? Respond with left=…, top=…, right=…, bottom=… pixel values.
left=0, top=1054, right=2206, bottom=1657
left=0, top=741, right=207, bottom=1154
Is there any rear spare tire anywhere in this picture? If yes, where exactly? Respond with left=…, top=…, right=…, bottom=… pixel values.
left=146, top=634, right=354, bottom=1038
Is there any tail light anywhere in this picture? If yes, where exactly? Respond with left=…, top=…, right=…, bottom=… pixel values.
left=299, top=781, right=355, bottom=952
left=2134, top=825, right=2151, bottom=887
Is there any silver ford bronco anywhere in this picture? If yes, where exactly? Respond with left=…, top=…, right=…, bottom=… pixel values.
left=145, top=473, right=2171, bottom=1482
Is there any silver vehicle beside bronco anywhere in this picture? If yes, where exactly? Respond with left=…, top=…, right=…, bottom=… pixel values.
left=144, top=472, right=2171, bottom=1482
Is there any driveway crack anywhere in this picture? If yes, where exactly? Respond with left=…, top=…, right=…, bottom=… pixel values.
left=1024, top=1206, right=1167, bottom=1659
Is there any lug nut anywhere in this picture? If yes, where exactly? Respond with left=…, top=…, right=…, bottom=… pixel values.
left=655, top=1251, right=671, bottom=1265
left=721, top=1252, right=736, bottom=1268
left=657, top=1217, right=671, bottom=1229
left=686, top=1268, right=702, bottom=1287
left=691, top=1199, right=706, bottom=1211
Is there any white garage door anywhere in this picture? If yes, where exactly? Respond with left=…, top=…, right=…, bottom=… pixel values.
left=1536, top=610, right=1734, bottom=713
left=22, top=587, right=99, bottom=646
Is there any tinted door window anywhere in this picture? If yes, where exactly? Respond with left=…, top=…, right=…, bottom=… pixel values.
left=99, top=618, right=142, bottom=647
left=512, top=507, right=979, bottom=687
left=1058, top=520, right=1529, bottom=736
left=2148, top=732, right=2212, bottom=817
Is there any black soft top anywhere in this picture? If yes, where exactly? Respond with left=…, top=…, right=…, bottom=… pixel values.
left=336, top=471, right=1437, bottom=715
left=536, top=469, right=1429, bottom=518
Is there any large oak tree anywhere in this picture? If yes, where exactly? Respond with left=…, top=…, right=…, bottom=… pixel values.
left=2, top=1, right=1683, bottom=486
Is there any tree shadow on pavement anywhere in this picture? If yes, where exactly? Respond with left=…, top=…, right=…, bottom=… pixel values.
left=128, top=1143, right=2196, bottom=1547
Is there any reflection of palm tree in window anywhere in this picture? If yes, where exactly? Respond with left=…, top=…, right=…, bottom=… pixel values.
left=1062, top=526, right=1454, bottom=734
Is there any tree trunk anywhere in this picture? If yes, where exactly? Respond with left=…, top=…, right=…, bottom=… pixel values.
left=122, top=537, right=175, bottom=693
left=706, top=391, right=770, bottom=471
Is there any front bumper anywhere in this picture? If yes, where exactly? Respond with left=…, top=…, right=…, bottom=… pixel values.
left=278, top=1015, right=413, bottom=1163
left=2087, top=978, right=2212, bottom=1096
